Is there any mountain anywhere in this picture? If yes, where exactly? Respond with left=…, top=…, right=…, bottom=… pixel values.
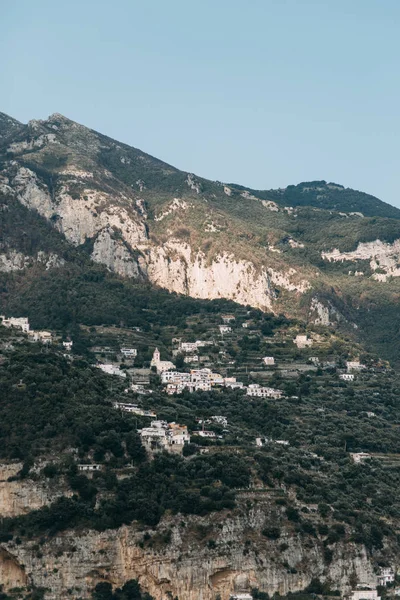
left=1, top=111, right=400, bottom=369
left=2, top=111, right=400, bottom=598
left=230, top=180, right=400, bottom=220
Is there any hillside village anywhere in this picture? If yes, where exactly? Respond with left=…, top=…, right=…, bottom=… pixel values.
left=0, top=306, right=399, bottom=599
left=0, top=310, right=390, bottom=458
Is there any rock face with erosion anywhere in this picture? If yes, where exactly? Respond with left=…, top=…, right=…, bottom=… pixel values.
left=0, top=491, right=378, bottom=599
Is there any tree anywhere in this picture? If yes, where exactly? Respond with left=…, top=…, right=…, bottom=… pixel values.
left=92, top=582, right=114, bottom=600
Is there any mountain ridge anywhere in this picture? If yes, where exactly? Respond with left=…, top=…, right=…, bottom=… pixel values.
left=1, top=110, right=400, bottom=364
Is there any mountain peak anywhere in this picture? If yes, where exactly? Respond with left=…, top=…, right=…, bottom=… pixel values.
left=0, top=112, right=23, bottom=140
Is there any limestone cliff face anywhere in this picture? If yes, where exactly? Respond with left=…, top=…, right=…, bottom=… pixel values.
left=143, top=242, right=310, bottom=311
left=0, top=495, right=379, bottom=600
left=1, top=165, right=148, bottom=277
left=322, top=239, right=400, bottom=281
left=0, top=470, right=380, bottom=600
left=0, top=249, right=64, bottom=273
left=1, top=162, right=314, bottom=311
left=144, top=243, right=274, bottom=310
left=0, top=463, right=70, bottom=518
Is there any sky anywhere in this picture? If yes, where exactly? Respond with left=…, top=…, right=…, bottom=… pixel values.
left=2, top=0, right=400, bottom=207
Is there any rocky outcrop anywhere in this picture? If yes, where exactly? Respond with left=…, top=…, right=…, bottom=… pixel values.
left=144, top=242, right=275, bottom=310
left=0, top=249, right=64, bottom=272
left=91, top=228, right=143, bottom=278
left=0, top=463, right=70, bottom=518
left=0, top=497, right=379, bottom=600
left=8, top=166, right=148, bottom=248
left=322, top=239, right=400, bottom=281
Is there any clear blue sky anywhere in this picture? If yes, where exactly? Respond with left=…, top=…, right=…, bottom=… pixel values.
left=2, top=0, right=400, bottom=207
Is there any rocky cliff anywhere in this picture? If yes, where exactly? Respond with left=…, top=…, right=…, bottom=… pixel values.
left=0, top=477, right=381, bottom=600
left=1, top=110, right=400, bottom=362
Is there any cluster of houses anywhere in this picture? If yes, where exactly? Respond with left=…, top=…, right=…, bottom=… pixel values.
left=348, top=569, right=396, bottom=600
left=0, top=315, right=54, bottom=345
left=138, top=420, right=190, bottom=452
left=0, top=315, right=78, bottom=351
left=172, top=339, right=214, bottom=364
left=161, top=366, right=245, bottom=395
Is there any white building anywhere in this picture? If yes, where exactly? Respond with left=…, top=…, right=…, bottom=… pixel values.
left=63, top=340, right=73, bottom=351
left=340, top=373, right=355, bottom=381
left=219, top=325, right=232, bottom=334
left=126, top=383, right=151, bottom=395
left=113, top=402, right=156, bottom=418
left=347, top=360, right=365, bottom=372
left=225, top=379, right=244, bottom=389
left=139, top=420, right=190, bottom=451
left=294, top=335, right=313, bottom=348
left=256, top=438, right=289, bottom=447
left=222, top=314, right=235, bottom=323
left=350, top=452, right=371, bottom=464
left=168, top=422, right=191, bottom=445
left=378, top=567, right=394, bottom=586
left=33, top=331, right=52, bottom=344
left=180, top=342, right=199, bottom=353
left=184, top=355, right=199, bottom=363
left=78, top=464, right=102, bottom=472
left=0, top=316, right=30, bottom=333
left=210, top=416, right=228, bottom=426
left=161, top=371, right=191, bottom=384
left=230, top=594, right=253, bottom=600
left=121, top=348, right=137, bottom=358
left=349, top=589, right=380, bottom=600
left=198, top=430, right=217, bottom=438
left=150, top=348, right=176, bottom=374
left=263, top=356, right=275, bottom=366
left=97, top=364, right=126, bottom=378
left=162, top=369, right=242, bottom=394
left=247, top=384, right=283, bottom=399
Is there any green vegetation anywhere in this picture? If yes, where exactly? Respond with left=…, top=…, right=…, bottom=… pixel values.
left=91, top=579, right=154, bottom=600
left=231, top=180, right=400, bottom=220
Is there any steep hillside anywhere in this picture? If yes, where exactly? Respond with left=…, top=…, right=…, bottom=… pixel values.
left=1, top=111, right=400, bottom=365
left=230, top=180, right=400, bottom=220
left=1, top=290, right=400, bottom=599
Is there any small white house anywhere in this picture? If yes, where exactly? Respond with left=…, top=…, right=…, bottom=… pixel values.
left=184, top=355, right=199, bottom=363
left=198, top=431, right=217, bottom=438
left=221, top=314, right=235, bottom=323
left=63, top=340, right=73, bottom=351
left=219, top=325, right=232, bottom=334
left=294, top=335, right=313, bottom=348
left=121, top=348, right=137, bottom=358
left=78, top=464, right=102, bottom=472
left=350, top=452, right=371, bottom=464
left=180, top=342, right=199, bottom=353
left=263, top=356, right=275, bottom=366
left=247, top=384, right=283, bottom=399
left=346, top=360, right=365, bottom=372
left=350, top=589, right=380, bottom=600
left=340, top=373, right=354, bottom=382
